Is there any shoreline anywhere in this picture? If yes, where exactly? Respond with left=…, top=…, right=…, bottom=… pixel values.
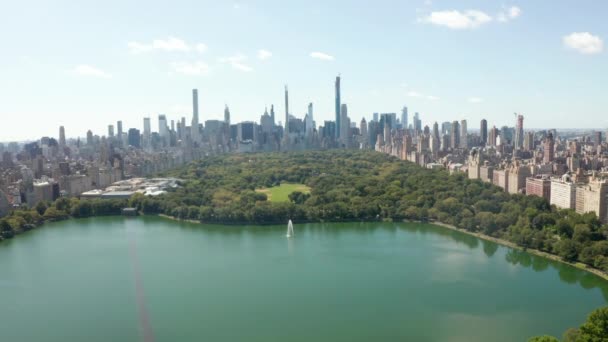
left=5, top=213, right=608, bottom=282
left=157, top=212, right=608, bottom=281
left=431, top=221, right=608, bottom=281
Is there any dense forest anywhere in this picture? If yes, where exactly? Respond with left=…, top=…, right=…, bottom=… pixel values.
left=2, top=150, right=608, bottom=276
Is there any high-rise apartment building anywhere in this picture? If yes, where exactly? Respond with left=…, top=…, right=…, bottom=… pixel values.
left=480, top=119, right=488, bottom=146
left=460, top=120, right=468, bottom=149
left=59, top=126, right=66, bottom=147
left=514, top=114, right=524, bottom=150
left=108, top=125, right=114, bottom=138
left=191, top=89, right=200, bottom=143
left=401, top=106, right=408, bottom=130
left=575, top=178, right=608, bottom=223
left=450, top=121, right=460, bottom=149
left=526, top=176, right=551, bottom=201
left=158, top=114, right=168, bottom=146
left=544, top=133, right=555, bottom=163
left=117, top=121, right=123, bottom=137
left=550, top=174, right=577, bottom=209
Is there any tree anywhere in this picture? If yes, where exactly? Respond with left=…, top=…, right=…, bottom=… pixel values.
left=35, top=201, right=48, bottom=215
left=577, top=307, right=608, bottom=341
left=562, top=328, right=580, bottom=342
left=555, top=239, right=580, bottom=262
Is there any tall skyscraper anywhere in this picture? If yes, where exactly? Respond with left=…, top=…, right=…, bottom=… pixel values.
left=340, top=103, right=349, bottom=143
left=117, top=121, right=123, bottom=137
left=158, top=114, right=168, bottom=146
left=451, top=121, right=460, bottom=149
left=460, top=120, right=468, bottom=149
left=360, top=118, right=368, bottom=143
left=143, top=117, right=151, bottom=145
left=335, top=75, right=341, bottom=139
left=192, top=89, right=200, bottom=143
left=108, top=125, right=114, bottom=138
left=285, top=85, right=289, bottom=134
left=514, top=114, right=524, bottom=150
left=86, top=130, right=93, bottom=145
left=224, top=105, right=230, bottom=125
left=544, top=132, right=555, bottom=163
left=306, top=103, right=314, bottom=136
left=480, top=119, right=488, bottom=146
left=59, top=126, right=66, bottom=147
left=488, top=126, right=498, bottom=146
left=284, top=85, right=289, bottom=134
left=413, top=112, right=422, bottom=133
left=128, top=128, right=141, bottom=148
left=270, top=105, right=275, bottom=127
left=373, top=112, right=379, bottom=122
left=401, top=106, right=408, bottom=130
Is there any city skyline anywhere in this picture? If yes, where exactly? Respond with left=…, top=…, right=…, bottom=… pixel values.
left=1, top=0, right=607, bottom=141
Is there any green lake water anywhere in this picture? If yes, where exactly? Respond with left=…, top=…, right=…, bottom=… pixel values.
left=0, top=216, right=606, bottom=341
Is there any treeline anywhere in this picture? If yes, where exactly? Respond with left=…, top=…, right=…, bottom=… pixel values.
left=135, top=150, right=607, bottom=274
left=0, top=197, right=129, bottom=239
left=2, top=150, right=608, bottom=275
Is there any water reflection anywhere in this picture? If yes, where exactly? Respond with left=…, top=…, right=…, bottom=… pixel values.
left=482, top=240, right=498, bottom=258
left=505, top=248, right=608, bottom=301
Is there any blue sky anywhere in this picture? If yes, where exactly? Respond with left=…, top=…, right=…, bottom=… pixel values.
left=0, top=0, right=606, bottom=141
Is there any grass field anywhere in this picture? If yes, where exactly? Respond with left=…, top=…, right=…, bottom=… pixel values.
left=255, top=183, right=311, bottom=203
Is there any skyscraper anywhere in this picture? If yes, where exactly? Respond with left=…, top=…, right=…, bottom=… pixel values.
left=451, top=121, right=460, bottom=149
left=401, top=106, right=408, bottom=130
left=270, top=105, right=275, bottom=127
left=335, top=75, right=341, bottom=139
left=159, top=114, right=168, bottom=146
left=86, top=130, right=93, bottom=145
left=340, top=103, right=349, bottom=143
left=514, top=114, right=524, bottom=150
left=143, top=117, right=151, bottom=147
left=117, top=121, right=123, bottom=137
left=128, top=128, right=141, bottom=148
left=306, top=103, right=314, bottom=136
left=59, top=126, right=66, bottom=147
left=224, top=105, right=230, bottom=125
left=460, top=120, right=468, bottom=149
left=413, top=112, right=422, bottom=133
left=284, top=85, right=289, bottom=134
left=480, top=119, right=488, bottom=145
left=544, top=132, right=555, bottom=163
left=192, top=89, right=200, bottom=143
left=108, top=125, right=114, bottom=138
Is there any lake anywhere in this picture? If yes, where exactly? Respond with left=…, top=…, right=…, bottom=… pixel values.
left=0, top=216, right=606, bottom=341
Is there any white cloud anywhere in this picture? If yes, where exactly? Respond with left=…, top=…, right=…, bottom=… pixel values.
left=310, top=52, right=335, bottom=61
left=219, top=54, right=253, bottom=72
left=73, top=65, right=112, bottom=78
left=170, top=61, right=210, bottom=76
left=498, top=6, right=521, bottom=22
left=468, top=97, right=483, bottom=103
left=257, top=49, right=272, bottom=60
left=128, top=37, right=207, bottom=54
left=563, top=32, right=603, bottom=54
left=407, top=90, right=439, bottom=100
left=422, top=10, right=492, bottom=29
left=195, top=43, right=207, bottom=53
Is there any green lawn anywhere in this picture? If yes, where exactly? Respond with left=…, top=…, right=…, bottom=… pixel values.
left=256, top=183, right=311, bottom=203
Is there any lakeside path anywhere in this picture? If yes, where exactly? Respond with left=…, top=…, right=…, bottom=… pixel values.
left=431, top=221, right=608, bottom=282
